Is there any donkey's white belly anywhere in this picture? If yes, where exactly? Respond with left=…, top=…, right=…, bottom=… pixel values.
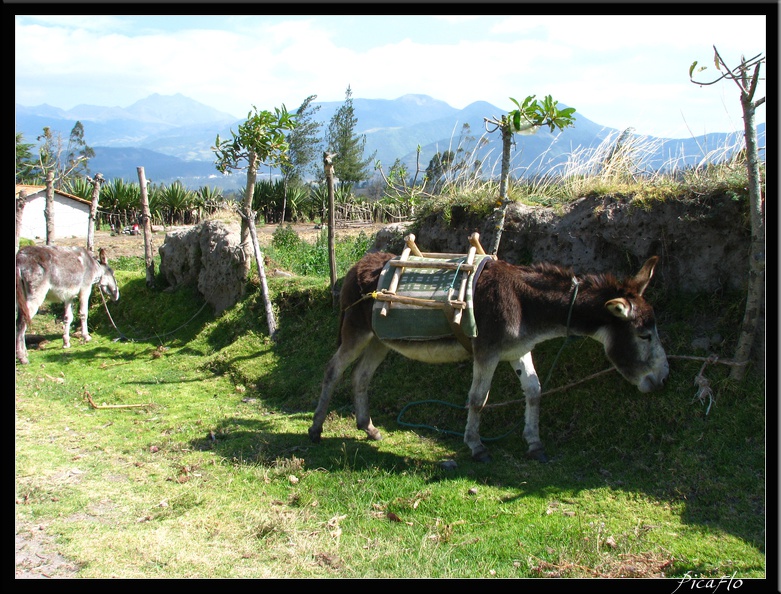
left=383, top=338, right=471, bottom=364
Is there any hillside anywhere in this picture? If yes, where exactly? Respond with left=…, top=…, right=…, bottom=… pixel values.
left=16, top=93, right=762, bottom=191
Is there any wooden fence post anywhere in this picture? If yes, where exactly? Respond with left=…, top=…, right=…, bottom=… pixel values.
left=136, top=167, right=156, bottom=288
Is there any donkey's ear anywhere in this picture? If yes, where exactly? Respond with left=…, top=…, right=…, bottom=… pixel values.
left=633, top=256, right=658, bottom=296
left=98, top=248, right=108, bottom=265
left=606, top=297, right=632, bottom=320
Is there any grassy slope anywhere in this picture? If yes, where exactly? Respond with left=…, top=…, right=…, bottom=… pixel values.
left=15, top=230, right=765, bottom=579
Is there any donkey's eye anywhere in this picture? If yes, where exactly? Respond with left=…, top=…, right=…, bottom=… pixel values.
left=638, top=331, right=653, bottom=341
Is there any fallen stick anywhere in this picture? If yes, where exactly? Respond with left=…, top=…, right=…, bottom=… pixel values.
left=85, top=392, right=151, bottom=409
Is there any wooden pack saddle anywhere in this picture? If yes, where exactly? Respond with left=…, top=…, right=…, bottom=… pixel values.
left=371, top=233, right=496, bottom=353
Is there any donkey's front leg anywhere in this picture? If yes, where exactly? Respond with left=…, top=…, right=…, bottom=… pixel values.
left=62, top=302, right=74, bottom=349
left=510, top=352, right=546, bottom=462
left=463, top=356, right=499, bottom=462
left=78, top=289, right=93, bottom=343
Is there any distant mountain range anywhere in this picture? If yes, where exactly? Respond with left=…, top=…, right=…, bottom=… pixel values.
left=15, top=92, right=763, bottom=192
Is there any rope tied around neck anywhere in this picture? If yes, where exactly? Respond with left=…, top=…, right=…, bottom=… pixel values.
left=541, top=275, right=581, bottom=391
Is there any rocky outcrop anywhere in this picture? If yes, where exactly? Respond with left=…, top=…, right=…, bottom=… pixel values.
left=158, top=220, right=245, bottom=314
left=401, top=193, right=751, bottom=294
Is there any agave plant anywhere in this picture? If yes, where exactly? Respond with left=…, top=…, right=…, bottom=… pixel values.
left=252, top=179, right=285, bottom=223
left=196, top=185, right=225, bottom=216
left=101, top=178, right=141, bottom=229
left=62, top=177, right=94, bottom=201
left=284, top=181, right=312, bottom=222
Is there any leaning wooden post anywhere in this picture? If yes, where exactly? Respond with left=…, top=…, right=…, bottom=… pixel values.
left=44, top=170, right=55, bottom=246
left=324, top=151, right=338, bottom=306
left=136, top=167, right=156, bottom=288
left=15, top=189, right=27, bottom=254
left=86, top=172, right=105, bottom=253
left=239, top=208, right=277, bottom=340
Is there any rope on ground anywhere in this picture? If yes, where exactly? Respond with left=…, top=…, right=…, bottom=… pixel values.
left=667, top=354, right=748, bottom=416
left=100, top=290, right=210, bottom=343
left=397, top=352, right=750, bottom=439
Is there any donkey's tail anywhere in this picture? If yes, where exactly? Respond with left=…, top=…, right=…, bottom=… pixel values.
left=15, top=265, right=31, bottom=324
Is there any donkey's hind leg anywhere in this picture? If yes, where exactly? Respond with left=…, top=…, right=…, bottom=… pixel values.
left=463, top=355, right=500, bottom=463
left=351, top=337, right=390, bottom=441
left=309, top=328, right=374, bottom=443
left=16, top=311, right=29, bottom=365
left=16, top=290, right=44, bottom=365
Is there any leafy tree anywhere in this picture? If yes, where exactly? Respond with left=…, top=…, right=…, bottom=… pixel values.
left=285, top=94, right=323, bottom=183
left=326, top=85, right=375, bottom=187
left=374, top=148, right=424, bottom=219
left=690, top=47, right=765, bottom=380
left=15, top=133, right=36, bottom=183
left=484, top=95, right=576, bottom=254
left=65, top=121, right=94, bottom=179
left=213, top=104, right=298, bottom=338
left=281, top=94, right=323, bottom=221
left=424, top=149, right=456, bottom=194
left=37, top=122, right=95, bottom=189
left=213, top=104, right=297, bottom=277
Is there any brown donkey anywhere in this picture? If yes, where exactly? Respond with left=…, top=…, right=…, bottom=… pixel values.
left=309, top=251, right=668, bottom=462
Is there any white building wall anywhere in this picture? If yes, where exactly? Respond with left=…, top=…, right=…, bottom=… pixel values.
left=19, top=191, right=91, bottom=240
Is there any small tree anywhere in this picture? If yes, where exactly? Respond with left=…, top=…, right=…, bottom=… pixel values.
left=35, top=122, right=96, bottom=244
left=484, top=95, right=576, bottom=254
left=15, top=133, right=36, bottom=183
left=326, top=85, right=375, bottom=188
left=213, top=105, right=297, bottom=273
left=36, top=122, right=95, bottom=189
left=282, top=94, right=323, bottom=221
left=213, top=105, right=297, bottom=338
left=690, top=47, right=765, bottom=380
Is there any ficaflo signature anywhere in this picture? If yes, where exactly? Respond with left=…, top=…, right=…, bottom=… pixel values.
left=672, top=571, right=744, bottom=594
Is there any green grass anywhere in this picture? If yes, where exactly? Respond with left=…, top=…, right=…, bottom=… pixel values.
left=15, top=228, right=765, bottom=579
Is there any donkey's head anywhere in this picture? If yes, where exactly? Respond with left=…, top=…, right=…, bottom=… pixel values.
left=596, top=257, right=668, bottom=393
left=97, top=248, right=120, bottom=302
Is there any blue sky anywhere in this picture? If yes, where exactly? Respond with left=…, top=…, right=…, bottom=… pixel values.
left=15, top=13, right=769, bottom=139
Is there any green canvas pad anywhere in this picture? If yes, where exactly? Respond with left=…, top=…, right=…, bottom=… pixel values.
left=372, top=254, right=491, bottom=341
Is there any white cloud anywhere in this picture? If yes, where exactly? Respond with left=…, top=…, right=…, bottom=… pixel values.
left=15, top=14, right=767, bottom=136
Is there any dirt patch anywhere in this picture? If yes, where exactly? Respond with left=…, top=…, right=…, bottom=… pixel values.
left=15, top=520, right=79, bottom=579
left=47, top=221, right=387, bottom=260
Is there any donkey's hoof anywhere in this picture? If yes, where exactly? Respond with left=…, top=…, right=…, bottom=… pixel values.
left=308, top=427, right=322, bottom=443
left=471, top=448, right=492, bottom=463
left=366, top=428, right=382, bottom=441
left=526, top=446, right=548, bottom=463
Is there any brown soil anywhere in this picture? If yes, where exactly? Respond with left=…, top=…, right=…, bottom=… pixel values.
left=48, top=221, right=387, bottom=259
